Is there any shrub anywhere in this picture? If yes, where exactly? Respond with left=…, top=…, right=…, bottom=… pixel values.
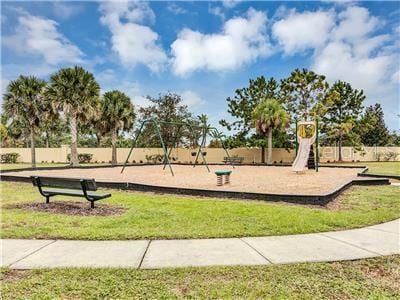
left=384, top=151, right=399, bottom=161
left=0, top=152, right=19, bottom=163
left=67, top=153, right=93, bottom=163
left=145, top=154, right=164, bottom=163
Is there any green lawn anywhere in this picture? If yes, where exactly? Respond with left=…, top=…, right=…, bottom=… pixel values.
left=1, top=255, right=399, bottom=299
left=322, top=161, right=400, bottom=176
left=1, top=181, right=399, bottom=240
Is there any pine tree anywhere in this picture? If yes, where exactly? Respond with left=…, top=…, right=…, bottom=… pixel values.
left=359, top=104, right=390, bottom=146
left=322, top=81, right=365, bottom=160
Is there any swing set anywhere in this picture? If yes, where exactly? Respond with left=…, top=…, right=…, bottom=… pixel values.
left=121, top=119, right=234, bottom=176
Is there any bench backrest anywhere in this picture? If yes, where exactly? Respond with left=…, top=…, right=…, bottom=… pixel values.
left=31, top=176, right=97, bottom=191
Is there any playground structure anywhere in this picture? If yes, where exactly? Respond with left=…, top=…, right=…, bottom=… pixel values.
left=292, top=119, right=319, bottom=172
left=121, top=119, right=234, bottom=176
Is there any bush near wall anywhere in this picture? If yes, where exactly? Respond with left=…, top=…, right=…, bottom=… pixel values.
left=0, top=153, right=20, bottom=163
left=145, top=154, right=164, bottom=163
left=67, top=153, right=93, bottom=163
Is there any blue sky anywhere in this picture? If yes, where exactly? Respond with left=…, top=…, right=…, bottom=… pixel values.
left=2, top=1, right=399, bottom=131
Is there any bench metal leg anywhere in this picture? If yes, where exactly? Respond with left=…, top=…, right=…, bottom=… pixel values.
left=45, top=196, right=50, bottom=204
left=91, top=201, right=95, bottom=209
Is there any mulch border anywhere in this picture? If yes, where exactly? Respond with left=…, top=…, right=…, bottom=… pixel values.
left=4, top=201, right=127, bottom=216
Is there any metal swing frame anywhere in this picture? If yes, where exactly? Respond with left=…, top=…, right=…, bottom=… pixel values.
left=120, top=119, right=234, bottom=176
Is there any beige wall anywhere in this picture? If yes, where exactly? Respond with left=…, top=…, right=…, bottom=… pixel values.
left=1, top=146, right=399, bottom=163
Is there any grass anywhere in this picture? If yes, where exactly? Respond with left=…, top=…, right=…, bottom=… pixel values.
left=322, top=161, right=400, bottom=176
left=1, top=181, right=399, bottom=240
left=1, top=255, right=399, bottom=299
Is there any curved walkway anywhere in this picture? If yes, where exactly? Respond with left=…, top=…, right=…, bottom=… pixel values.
left=1, top=219, right=399, bottom=269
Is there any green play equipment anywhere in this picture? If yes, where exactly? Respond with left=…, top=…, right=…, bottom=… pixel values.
left=121, top=119, right=234, bottom=176
left=215, top=170, right=232, bottom=186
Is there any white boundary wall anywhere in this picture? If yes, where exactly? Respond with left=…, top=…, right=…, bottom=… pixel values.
left=1, top=146, right=399, bottom=163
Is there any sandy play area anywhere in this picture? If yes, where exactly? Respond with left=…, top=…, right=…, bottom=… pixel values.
left=6, top=165, right=363, bottom=195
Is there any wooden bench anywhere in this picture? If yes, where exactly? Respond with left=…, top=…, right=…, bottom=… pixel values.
left=222, top=156, right=244, bottom=164
left=31, top=176, right=111, bottom=208
left=215, top=170, right=232, bottom=186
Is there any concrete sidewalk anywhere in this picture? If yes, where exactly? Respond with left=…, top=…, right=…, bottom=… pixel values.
left=1, top=219, right=398, bottom=269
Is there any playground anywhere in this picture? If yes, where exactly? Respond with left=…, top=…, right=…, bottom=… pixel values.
left=1, top=118, right=381, bottom=201
left=5, top=164, right=363, bottom=196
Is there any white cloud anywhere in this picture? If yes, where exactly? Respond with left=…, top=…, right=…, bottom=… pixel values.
left=99, top=1, right=155, bottom=25
left=132, top=95, right=151, bottom=107
left=95, top=69, right=150, bottom=108
left=311, top=6, right=397, bottom=93
left=312, top=41, right=394, bottom=92
left=391, top=70, right=400, bottom=84
left=332, top=6, right=380, bottom=42
left=272, top=10, right=335, bottom=54
left=52, top=2, right=84, bottom=20
left=209, top=6, right=225, bottom=21
left=222, top=0, right=242, bottom=9
left=167, top=3, right=187, bottom=15
left=171, top=8, right=271, bottom=76
left=181, top=90, right=205, bottom=109
left=272, top=6, right=397, bottom=91
left=3, top=13, right=84, bottom=65
left=99, top=1, right=167, bottom=72
left=271, top=5, right=399, bottom=129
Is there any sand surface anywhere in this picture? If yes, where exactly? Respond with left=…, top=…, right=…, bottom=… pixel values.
left=5, top=165, right=363, bottom=195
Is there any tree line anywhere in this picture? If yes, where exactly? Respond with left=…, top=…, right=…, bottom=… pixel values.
left=1, top=66, right=398, bottom=167
left=1, top=66, right=211, bottom=167
left=221, top=69, right=399, bottom=162
left=2, top=66, right=135, bottom=167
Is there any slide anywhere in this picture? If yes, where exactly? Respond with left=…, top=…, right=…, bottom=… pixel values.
left=292, top=138, right=311, bottom=172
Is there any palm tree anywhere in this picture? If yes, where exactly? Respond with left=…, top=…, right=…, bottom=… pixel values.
left=3, top=76, right=47, bottom=167
left=252, top=99, right=289, bottom=164
left=197, top=114, right=211, bottom=147
left=100, top=90, right=135, bottom=165
left=47, top=66, right=100, bottom=166
left=39, top=96, right=61, bottom=148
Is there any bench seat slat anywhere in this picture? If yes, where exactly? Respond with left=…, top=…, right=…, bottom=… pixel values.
left=41, top=188, right=111, bottom=200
